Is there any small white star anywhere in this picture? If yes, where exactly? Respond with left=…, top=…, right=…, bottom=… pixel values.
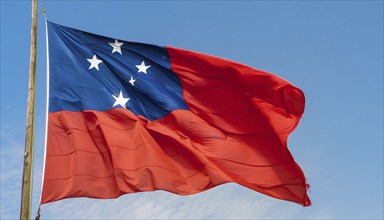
left=129, top=76, right=136, bottom=86
left=87, top=55, right=103, bottom=71
left=135, top=61, right=151, bottom=74
left=109, top=39, right=123, bottom=55
left=112, top=90, right=130, bottom=108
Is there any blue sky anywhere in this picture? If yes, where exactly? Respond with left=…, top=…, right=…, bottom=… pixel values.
left=1, top=0, right=383, bottom=219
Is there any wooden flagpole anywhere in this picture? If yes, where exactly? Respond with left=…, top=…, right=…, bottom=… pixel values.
left=20, top=0, right=38, bottom=219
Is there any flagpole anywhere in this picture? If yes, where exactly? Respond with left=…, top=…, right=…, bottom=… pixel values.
left=20, top=0, right=38, bottom=219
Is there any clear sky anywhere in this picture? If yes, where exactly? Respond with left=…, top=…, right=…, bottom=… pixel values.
left=1, top=0, right=383, bottom=219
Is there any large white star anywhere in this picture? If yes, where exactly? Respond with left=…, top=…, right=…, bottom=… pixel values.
left=129, top=76, right=136, bottom=86
left=112, top=90, right=130, bottom=108
left=135, top=61, right=151, bottom=74
left=87, top=55, right=103, bottom=71
left=109, top=39, right=123, bottom=55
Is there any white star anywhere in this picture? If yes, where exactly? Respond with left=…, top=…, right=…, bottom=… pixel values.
left=109, top=39, right=123, bottom=55
left=135, top=61, right=151, bottom=74
left=112, top=90, right=130, bottom=108
left=87, top=55, right=103, bottom=71
left=129, top=76, right=136, bottom=86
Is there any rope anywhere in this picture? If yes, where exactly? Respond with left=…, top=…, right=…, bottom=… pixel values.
left=35, top=2, right=46, bottom=219
left=35, top=205, right=41, bottom=220
left=41, top=0, right=46, bottom=17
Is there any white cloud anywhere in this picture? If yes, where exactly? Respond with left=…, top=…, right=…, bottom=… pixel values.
left=37, top=183, right=329, bottom=219
left=1, top=124, right=24, bottom=219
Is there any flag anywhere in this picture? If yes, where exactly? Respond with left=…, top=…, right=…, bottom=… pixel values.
left=41, top=21, right=311, bottom=206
